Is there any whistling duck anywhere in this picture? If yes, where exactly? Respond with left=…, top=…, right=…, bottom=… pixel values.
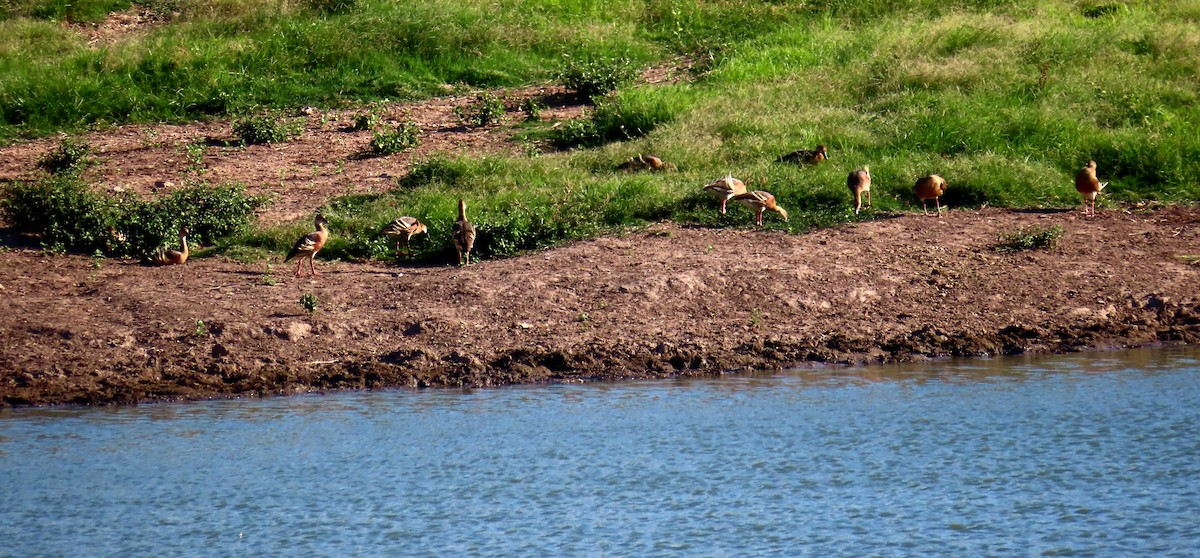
left=618, top=154, right=676, bottom=172
left=383, top=216, right=428, bottom=255
left=776, top=144, right=829, bottom=165
left=1074, top=160, right=1108, bottom=217
left=150, top=227, right=189, bottom=266
left=848, top=167, right=872, bottom=215
left=285, top=214, right=330, bottom=277
left=703, top=174, right=748, bottom=215
left=733, top=190, right=789, bottom=226
left=914, top=174, right=948, bottom=217
left=452, top=198, right=476, bottom=266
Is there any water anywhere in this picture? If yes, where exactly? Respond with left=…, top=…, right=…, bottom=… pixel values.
left=3, top=348, right=1200, bottom=557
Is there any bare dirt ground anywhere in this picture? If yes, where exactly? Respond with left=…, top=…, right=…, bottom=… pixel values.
left=2, top=55, right=1199, bottom=406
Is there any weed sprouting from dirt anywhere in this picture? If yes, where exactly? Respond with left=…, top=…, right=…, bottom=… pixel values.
left=993, top=225, right=1064, bottom=253
left=300, top=292, right=319, bottom=314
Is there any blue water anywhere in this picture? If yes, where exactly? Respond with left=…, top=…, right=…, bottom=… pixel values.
left=2, top=348, right=1199, bottom=557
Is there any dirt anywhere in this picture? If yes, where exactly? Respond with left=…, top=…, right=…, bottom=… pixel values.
left=2, top=70, right=1200, bottom=407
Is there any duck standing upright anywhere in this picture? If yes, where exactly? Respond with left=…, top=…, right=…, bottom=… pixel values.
left=848, top=167, right=872, bottom=215
left=913, top=174, right=948, bottom=217
left=1074, top=160, right=1108, bottom=217
left=285, top=214, right=330, bottom=277
left=702, top=174, right=747, bottom=215
left=452, top=198, right=476, bottom=266
left=150, top=227, right=189, bottom=266
left=732, top=190, right=789, bottom=226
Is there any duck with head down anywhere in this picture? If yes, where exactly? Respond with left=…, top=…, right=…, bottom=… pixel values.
left=847, top=166, right=871, bottom=215
left=383, top=216, right=428, bottom=256
left=702, top=174, right=748, bottom=215
left=732, top=190, right=789, bottom=226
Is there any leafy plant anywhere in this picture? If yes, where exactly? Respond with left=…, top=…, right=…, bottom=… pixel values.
left=351, top=111, right=380, bottom=131
left=556, top=56, right=640, bottom=100
left=993, top=225, right=1064, bottom=253
left=36, top=136, right=92, bottom=176
left=454, top=93, right=506, bottom=127
left=300, top=292, right=319, bottom=314
left=369, top=121, right=421, bottom=155
left=233, top=113, right=303, bottom=145
left=520, top=98, right=543, bottom=122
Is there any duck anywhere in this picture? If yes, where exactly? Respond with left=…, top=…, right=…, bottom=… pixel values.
left=285, top=214, right=330, bottom=277
left=452, top=198, right=476, bottom=266
left=732, top=190, right=789, bottom=226
left=618, top=154, right=676, bottom=172
left=702, top=174, right=748, bottom=215
left=1074, top=160, right=1108, bottom=217
left=775, top=144, right=828, bottom=165
left=848, top=167, right=872, bottom=215
left=149, top=227, right=189, bottom=266
left=914, top=174, right=948, bottom=217
left=382, top=216, right=428, bottom=255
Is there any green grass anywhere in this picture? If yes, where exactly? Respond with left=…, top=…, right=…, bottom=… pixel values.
left=3, top=0, right=1199, bottom=264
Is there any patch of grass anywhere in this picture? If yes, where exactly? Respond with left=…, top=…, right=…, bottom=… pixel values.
left=993, top=224, right=1065, bottom=253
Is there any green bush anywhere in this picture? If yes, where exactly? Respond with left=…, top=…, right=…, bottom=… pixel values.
left=36, top=136, right=92, bottom=176
left=556, top=56, right=640, bottom=100
left=520, top=98, right=543, bottom=122
left=454, top=92, right=507, bottom=127
left=370, top=121, right=421, bottom=155
left=233, top=113, right=303, bottom=145
left=2, top=175, right=118, bottom=254
left=1, top=176, right=266, bottom=257
left=351, top=111, right=380, bottom=131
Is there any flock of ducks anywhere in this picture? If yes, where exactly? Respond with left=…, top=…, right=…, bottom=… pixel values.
left=147, top=146, right=1108, bottom=274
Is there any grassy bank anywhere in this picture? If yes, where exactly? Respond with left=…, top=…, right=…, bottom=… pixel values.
left=3, top=0, right=1198, bottom=263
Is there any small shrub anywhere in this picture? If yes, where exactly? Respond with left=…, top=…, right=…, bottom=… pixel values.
left=2, top=176, right=118, bottom=253
left=556, top=56, right=640, bottom=100
left=454, top=93, right=506, bottom=127
left=300, top=292, right=319, bottom=313
left=520, top=98, right=543, bottom=122
left=993, top=224, right=1064, bottom=253
left=37, top=136, right=92, bottom=176
left=233, top=113, right=303, bottom=145
left=370, top=121, right=421, bottom=155
left=351, top=111, right=379, bottom=131
left=550, top=118, right=601, bottom=149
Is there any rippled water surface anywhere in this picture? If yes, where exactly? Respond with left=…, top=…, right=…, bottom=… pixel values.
left=3, top=348, right=1200, bottom=557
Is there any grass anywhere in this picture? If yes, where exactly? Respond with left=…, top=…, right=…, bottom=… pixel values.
left=3, top=0, right=1199, bottom=264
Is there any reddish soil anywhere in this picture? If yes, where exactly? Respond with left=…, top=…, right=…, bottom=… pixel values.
left=2, top=79, right=1199, bottom=407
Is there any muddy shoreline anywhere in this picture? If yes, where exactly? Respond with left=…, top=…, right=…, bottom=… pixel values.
left=3, top=207, right=1198, bottom=408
